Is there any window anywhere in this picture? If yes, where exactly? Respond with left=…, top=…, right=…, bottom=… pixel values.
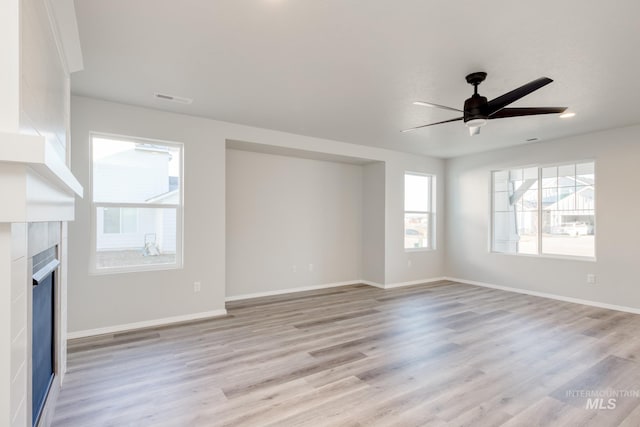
left=103, top=207, right=137, bottom=234
left=492, top=161, right=595, bottom=258
left=404, top=172, right=434, bottom=250
left=91, top=134, right=183, bottom=273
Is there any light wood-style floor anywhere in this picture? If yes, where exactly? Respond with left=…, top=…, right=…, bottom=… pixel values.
left=53, top=281, right=640, bottom=426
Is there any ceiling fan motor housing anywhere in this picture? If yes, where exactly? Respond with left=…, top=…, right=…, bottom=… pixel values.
left=463, top=94, right=488, bottom=125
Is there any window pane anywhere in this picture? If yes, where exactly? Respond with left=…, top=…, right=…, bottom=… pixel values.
left=542, top=188, right=558, bottom=208
left=543, top=211, right=595, bottom=257
left=493, top=170, right=508, bottom=191
left=542, top=166, right=557, bottom=188
left=96, top=207, right=177, bottom=269
left=404, top=213, right=429, bottom=249
left=542, top=161, right=595, bottom=257
left=558, top=164, right=576, bottom=187
left=103, top=207, right=120, bottom=234
left=494, top=191, right=509, bottom=212
left=523, top=189, right=538, bottom=211
left=575, top=186, right=595, bottom=210
left=523, top=167, right=538, bottom=181
left=121, top=208, right=138, bottom=233
left=492, top=167, right=539, bottom=254
left=577, top=162, right=595, bottom=184
left=93, top=137, right=181, bottom=204
left=493, top=211, right=516, bottom=253
left=404, top=174, right=430, bottom=212
left=558, top=186, right=576, bottom=210
left=516, top=211, right=538, bottom=254
left=509, top=169, right=523, bottom=182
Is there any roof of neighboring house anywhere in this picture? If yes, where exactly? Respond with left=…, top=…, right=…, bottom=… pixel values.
left=146, top=189, right=179, bottom=204
left=543, top=186, right=594, bottom=210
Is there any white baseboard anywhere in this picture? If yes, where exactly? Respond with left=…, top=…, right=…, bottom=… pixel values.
left=225, top=280, right=362, bottom=302
left=359, top=280, right=385, bottom=289
left=384, top=277, right=448, bottom=289
left=67, top=309, right=228, bottom=340
left=445, top=276, right=640, bottom=315
left=226, top=277, right=449, bottom=301
left=67, top=277, right=476, bottom=339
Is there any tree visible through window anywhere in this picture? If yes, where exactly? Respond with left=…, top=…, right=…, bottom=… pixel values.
left=492, top=161, right=595, bottom=258
left=92, top=135, right=183, bottom=272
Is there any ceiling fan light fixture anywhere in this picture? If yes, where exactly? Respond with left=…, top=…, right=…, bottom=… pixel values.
left=465, top=118, right=487, bottom=128
left=559, top=112, right=576, bottom=119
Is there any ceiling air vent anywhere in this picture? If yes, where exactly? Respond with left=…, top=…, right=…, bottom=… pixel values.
left=154, top=93, right=193, bottom=104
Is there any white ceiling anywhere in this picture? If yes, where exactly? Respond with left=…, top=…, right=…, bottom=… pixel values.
left=72, top=0, right=640, bottom=158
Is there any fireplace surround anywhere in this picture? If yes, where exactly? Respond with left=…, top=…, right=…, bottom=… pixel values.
left=1, top=0, right=84, bottom=425
left=0, top=135, right=82, bottom=426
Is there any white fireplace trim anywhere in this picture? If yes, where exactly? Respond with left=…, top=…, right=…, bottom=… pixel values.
left=0, top=132, right=82, bottom=196
left=0, top=132, right=83, bottom=224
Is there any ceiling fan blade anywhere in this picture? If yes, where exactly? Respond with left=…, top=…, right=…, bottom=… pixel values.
left=487, top=77, right=553, bottom=115
left=401, top=117, right=463, bottom=133
left=413, top=101, right=463, bottom=113
left=489, top=107, right=567, bottom=119
left=469, top=126, right=481, bottom=136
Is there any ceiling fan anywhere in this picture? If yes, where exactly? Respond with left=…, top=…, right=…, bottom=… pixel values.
left=403, top=72, right=567, bottom=136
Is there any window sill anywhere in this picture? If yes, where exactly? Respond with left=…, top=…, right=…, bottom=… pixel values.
left=405, top=247, right=436, bottom=253
left=490, top=251, right=596, bottom=263
left=89, top=263, right=183, bottom=276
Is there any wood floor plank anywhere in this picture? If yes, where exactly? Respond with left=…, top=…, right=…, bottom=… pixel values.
left=53, top=282, right=640, bottom=426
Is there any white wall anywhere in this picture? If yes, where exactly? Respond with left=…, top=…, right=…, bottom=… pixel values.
left=446, top=125, right=640, bottom=310
left=226, top=149, right=363, bottom=297
left=69, top=97, right=226, bottom=333
left=69, top=96, right=444, bottom=334
left=362, top=162, right=385, bottom=284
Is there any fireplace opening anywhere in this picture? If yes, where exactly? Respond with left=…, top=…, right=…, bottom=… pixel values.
left=32, top=247, right=59, bottom=427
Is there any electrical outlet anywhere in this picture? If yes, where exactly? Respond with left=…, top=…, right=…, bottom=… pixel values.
left=309, top=264, right=314, bottom=272
left=292, top=265, right=297, bottom=273
left=408, top=259, right=412, bottom=267
left=194, top=281, right=201, bottom=292
left=586, top=274, right=596, bottom=284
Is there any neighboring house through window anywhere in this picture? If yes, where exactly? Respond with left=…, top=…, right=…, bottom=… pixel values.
left=91, top=134, right=183, bottom=272
left=404, top=172, right=434, bottom=250
left=103, top=207, right=138, bottom=234
left=492, top=161, right=595, bottom=258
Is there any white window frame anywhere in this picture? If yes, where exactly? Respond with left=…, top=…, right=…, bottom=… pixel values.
left=404, top=172, right=436, bottom=252
left=89, top=132, right=184, bottom=275
left=490, top=160, right=596, bottom=261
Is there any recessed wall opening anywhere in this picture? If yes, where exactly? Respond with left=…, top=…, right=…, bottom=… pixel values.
left=225, top=140, right=385, bottom=298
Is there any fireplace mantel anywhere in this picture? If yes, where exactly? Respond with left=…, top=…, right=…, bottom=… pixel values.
left=0, top=132, right=83, bottom=223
